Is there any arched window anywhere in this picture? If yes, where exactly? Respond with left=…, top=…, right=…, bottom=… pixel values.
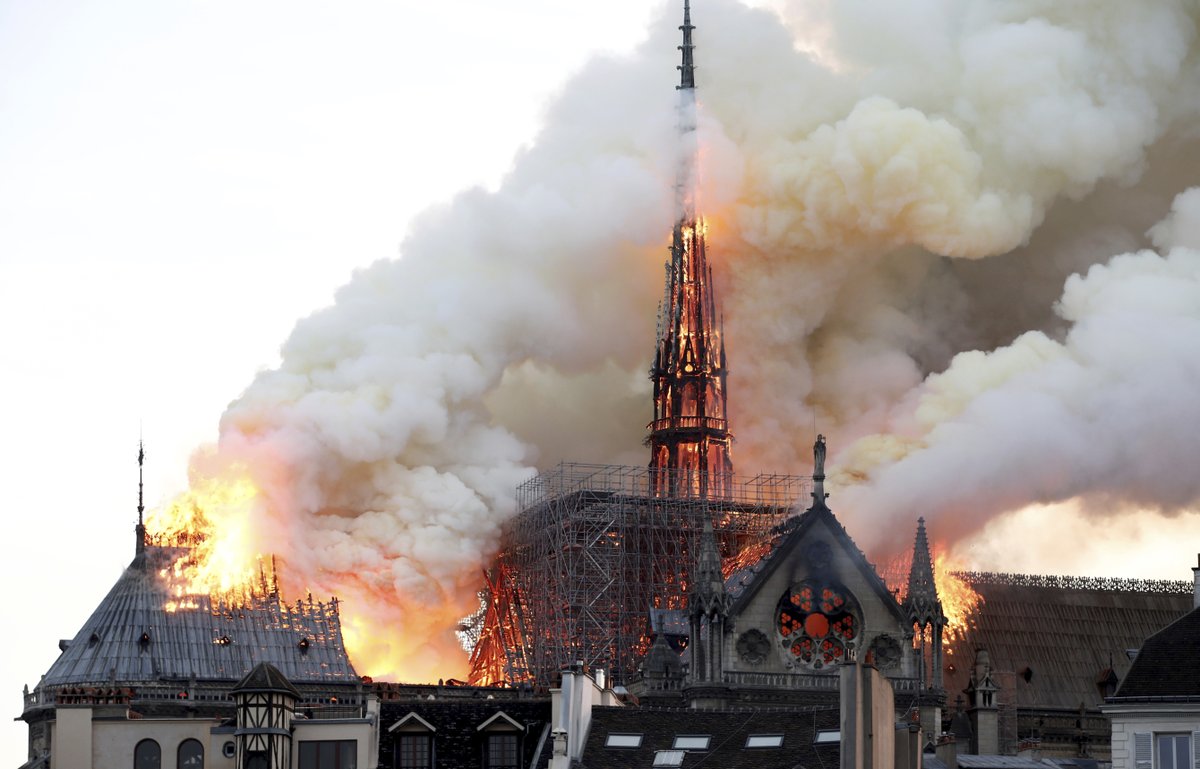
left=178, top=739, right=204, bottom=768
left=134, top=739, right=161, bottom=769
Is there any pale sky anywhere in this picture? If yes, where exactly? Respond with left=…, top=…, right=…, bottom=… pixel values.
left=4, top=1, right=1198, bottom=765
left=0, top=1, right=672, bottom=761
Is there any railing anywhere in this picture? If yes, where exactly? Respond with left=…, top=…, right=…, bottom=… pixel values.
left=23, top=684, right=367, bottom=718
left=722, top=671, right=923, bottom=693
left=954, top=571, right=1193, bottom=594
left=646, top=416, right=728, bottom=433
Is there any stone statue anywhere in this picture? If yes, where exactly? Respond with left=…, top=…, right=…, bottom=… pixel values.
left=814, top=434, right=827, bottom=477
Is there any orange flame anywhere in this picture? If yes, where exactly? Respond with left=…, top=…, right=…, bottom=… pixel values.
left=933, top=552, right=983, bottom=647
left=145, top=469, right=265, bottom=609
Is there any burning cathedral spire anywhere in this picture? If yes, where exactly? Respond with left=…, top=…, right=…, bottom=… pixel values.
left=648, top=0, right=734, bottom=500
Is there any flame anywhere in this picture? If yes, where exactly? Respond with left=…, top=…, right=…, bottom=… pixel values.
left=145, top=469, right=265, bottom=606
left=933, top=552, right=983, bottom=646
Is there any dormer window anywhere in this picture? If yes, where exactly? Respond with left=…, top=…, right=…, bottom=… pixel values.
left=389, top=712, right=436, bottom=769
left=477, top=711, right=524, bottom=769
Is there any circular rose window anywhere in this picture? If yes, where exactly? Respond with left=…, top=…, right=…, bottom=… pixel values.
left=777, top=582, right=859, bottom=670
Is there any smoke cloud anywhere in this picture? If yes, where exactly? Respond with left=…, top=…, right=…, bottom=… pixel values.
left=183, top=0, right=1200, bottom=678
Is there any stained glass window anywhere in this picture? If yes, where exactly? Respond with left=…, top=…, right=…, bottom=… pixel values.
left=777, top=582, right=859, bottom=670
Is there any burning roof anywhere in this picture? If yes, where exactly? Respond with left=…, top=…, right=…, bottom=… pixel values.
left=37, top=544, right=357, bottom=691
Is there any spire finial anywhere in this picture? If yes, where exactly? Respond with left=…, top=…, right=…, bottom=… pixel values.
left=137, top=440, right=145, bottom=526
left=678, top=0, right=695, bottom=91
left=135, top=440, right=147, bottom=557
left=811, top=434, right=828, bottom=506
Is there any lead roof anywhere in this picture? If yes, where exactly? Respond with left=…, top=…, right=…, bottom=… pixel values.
left=37, top=545, right=357, bottom=690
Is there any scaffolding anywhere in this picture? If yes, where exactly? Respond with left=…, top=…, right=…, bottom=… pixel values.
left=471, top=463, right=809, bottom=687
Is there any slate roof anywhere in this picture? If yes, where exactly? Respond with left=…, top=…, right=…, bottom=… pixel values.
left=378, top=698, right=553, bottom=769
left=232, top=662, right=303, bottom=698
left=581, top=705, right=840, bottom=769
left=1112, top=605, right=1200, bottom=699
left=945, top=575, right=1192, bottom=710
left=37, top=545, right=358, bottom=690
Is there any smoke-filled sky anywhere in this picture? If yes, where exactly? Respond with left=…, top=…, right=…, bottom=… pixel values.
left=4, top=0, right=1200, bottom=762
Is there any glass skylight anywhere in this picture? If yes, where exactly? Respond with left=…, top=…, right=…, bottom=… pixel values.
left=654, top=750, right=686, bottom=767
left=605, top=733, right=643, bottom=748
left=746, top=734, right=785, bottom=748
left=673, top=735, right=711, bottom=750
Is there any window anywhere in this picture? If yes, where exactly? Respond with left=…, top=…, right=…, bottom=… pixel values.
left=398, top=734, right=432, bottom=768
left=653, top=751, right=686, bottom=767
left=245, top=752, right=269, bottom=769
left=1157, top=734, right=1191, bottom=769
left=605, top=734, right=643, bottom=748
left=178, top=739, right=204, bottom=768
left=814, top=730, right=841, bottom=745
left=486, top=734, right=519, bottom=769
left=777, top=581, right=860, bottom=670
left=746, top=735, right=784, bottom=748
left=298, top=740, right=357, bottom=769
left=134, top=739, right=161, bottom=769
left=672, top=736, right=711, bottom=750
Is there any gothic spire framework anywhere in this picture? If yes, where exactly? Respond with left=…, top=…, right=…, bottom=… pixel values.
left=648, top=0, right=734, bottom=499
left=905, top=517, right=946, bottom=693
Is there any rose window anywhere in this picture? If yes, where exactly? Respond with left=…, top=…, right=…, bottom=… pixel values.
left=777, top=582, right=859, bottom=670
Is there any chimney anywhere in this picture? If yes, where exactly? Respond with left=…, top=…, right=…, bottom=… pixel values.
left=1192, top=555, right=1200, bottom=609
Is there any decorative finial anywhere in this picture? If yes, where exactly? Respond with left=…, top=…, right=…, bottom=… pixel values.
left=137, top=440, right=145, bottom=526
left=677, top=0, right=695, bottom=91
left=135, top=440, right=147, bottom=557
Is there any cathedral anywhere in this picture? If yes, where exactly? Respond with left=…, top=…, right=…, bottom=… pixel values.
left=17, top=3, right=1198, bottom=768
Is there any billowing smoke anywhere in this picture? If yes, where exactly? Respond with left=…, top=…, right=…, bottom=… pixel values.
left=185, top=0, right=1200, bottom=679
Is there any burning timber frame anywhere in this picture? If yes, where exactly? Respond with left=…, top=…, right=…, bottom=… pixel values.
left=474, top=463, right=808, bottom=687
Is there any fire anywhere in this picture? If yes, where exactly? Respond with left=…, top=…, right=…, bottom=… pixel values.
left=933, top=552, right=983, bottom=645
left=145, top=469, right=265, bottom=607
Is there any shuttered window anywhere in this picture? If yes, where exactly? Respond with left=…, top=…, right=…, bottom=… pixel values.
left=1135, top=732, right=1152, bottom=769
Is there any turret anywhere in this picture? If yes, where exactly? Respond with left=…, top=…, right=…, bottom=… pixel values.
left=904, top=519, right=947, bottom=689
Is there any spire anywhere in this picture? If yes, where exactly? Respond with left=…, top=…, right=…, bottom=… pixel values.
left=678, top=0, right=695, bottom=91
left=135, top=441, right=146, bottom=557
left=648, top=0, right=734, bottom=500
left=690, top=517, right=729, bottom=617
left=904, top=517, right=943, bottom=623
left=810, top=434, right=828, bottom=509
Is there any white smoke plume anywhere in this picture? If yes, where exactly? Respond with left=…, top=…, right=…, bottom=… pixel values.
left=180, top=0, right=1200, bottom=679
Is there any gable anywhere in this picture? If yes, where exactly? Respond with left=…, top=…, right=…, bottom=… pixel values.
left=729, top=504, right=908, bottom=629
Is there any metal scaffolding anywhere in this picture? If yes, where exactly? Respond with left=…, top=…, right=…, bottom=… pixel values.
left=473, top=463, right=809, bottom=687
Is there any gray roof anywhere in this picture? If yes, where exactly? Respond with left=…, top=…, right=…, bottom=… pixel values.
left=38, top=546, right=357, bottom=690
left=1114, top=605, right=1200, bottom=699
left=945, top=574, right=1191, bottom=710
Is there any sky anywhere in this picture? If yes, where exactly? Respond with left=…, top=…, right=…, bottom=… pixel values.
left=0, top=1, right=670, bottom=762
left=3, top=0, right=1200, bottom=765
